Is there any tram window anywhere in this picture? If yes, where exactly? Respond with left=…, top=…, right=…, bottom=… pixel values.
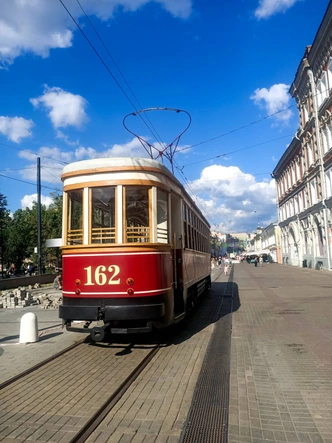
left=91, top=187, right=116, bottom=244
left=157, top=189, right=168, bottom=243
left=67, top=189, right=83, bottom=245
left=125, top=187, right=150, bottom=242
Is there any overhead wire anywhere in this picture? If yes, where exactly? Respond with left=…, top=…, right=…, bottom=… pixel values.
left=179, top=134, right=293, bottom=168
left=0, top=173, right=61, bottom=192
left=74, top=0, right=166, bottom=150
left=58, top=0, right=165, bottom=152
left=178, top=104, right=296, bottom=152
left=0, top=142, right=69, bottom=166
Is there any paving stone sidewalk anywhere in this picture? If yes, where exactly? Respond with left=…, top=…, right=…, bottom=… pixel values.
left=229, top=262, right=332, bottom=443
left=0, top=285, right=83, bottom=384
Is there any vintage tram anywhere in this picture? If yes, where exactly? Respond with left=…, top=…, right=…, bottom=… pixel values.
left=59, top=157, right=211, bottom=341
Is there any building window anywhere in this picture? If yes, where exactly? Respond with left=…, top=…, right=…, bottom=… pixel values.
left=328, top=58, right=332, bottom=89
left=317, top=71, right=328, bottom=108
left=322, top=122, right=332, bottom=154
left=299, top=192, right=304, bottom=212
left=294, top=195, right=299, bottom=214
left=307, top=141, right=314, bottom=166
left=303, top=100, right=309, bottom=124
left=296, top=158, right=300, bottom=181
left=310, top=179, right=317, bottom=205
left=291, top=163, right=296, bottom=185
left=325, top=168, right=332, bottom=198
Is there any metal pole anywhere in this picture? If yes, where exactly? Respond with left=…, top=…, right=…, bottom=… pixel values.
left=37, top=157, right=42, bottom=274
left=0, top=209, right=3, bottom=279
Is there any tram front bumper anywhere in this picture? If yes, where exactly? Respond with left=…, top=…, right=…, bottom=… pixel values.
left=59, top=303, right=165, bottom=321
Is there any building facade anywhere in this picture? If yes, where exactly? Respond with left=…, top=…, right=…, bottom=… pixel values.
left=272, top=2, right=332, bottom=270
left=246, top=224, right=281, bottom=263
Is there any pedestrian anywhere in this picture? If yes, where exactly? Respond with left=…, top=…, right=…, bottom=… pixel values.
left=224, top=257, right=229, bottom=275
left=53, top=273, right=62, bottom=290
left=217, top=256, right=222, bottom=269
left=224, top=262, right=229, bottom=275
left=259, top=255, right=263, bottom=267
left=254, top=256, right=258, bottom=267
left=28, top=264, right=33, bottom=276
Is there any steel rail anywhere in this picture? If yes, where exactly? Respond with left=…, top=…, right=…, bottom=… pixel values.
left=0, top=338, right=86, bottom=390
left=69, top=345, right=160, bottom=443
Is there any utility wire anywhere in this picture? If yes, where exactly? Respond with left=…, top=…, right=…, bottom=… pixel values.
left=0, top=142, right=69, bottom=165
left=179, top=134, right=293, bottom=168
left=0, top=173, right=62, bottom=192
left=58, top=0, right=165, bottom=151
left=74, top=0, right=165, bottom=149
left=179, top=105, right=295, bottom=151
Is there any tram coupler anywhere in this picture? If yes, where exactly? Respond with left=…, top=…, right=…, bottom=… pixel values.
left=90, top=322, right=110, bottom=342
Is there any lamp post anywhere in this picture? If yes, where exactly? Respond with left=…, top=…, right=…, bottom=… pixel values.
left=254, top=210, right=259, bottom=227
left=0, top=207, right=3, bottom=279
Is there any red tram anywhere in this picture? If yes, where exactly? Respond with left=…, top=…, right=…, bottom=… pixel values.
left=59, top=157, right=211, bottom=341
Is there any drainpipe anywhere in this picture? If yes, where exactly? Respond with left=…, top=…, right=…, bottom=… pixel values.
left=306, top=64, right=331, bottom=269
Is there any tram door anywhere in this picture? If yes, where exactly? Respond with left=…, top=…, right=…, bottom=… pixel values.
left=170, top=193, right=184, bottom=316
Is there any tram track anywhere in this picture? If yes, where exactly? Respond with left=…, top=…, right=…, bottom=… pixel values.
left=0, top=339, right=161, bottom=442
left=70, top=345, right=159, bottom=443
left=0, top=338, right=87, bottom=391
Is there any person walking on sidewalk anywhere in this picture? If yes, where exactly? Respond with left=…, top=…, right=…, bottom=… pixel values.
left=224, top=258, right=229, bottom=275
left=259, top=255, right=263, bottom=267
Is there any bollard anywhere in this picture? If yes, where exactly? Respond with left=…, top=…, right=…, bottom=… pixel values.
left=19, top=312, right=39, bottom=343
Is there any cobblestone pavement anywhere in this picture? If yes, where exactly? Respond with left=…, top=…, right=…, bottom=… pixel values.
left=0, top=285, right=83, bottom=384
left=229, top=262, right=332, bottom=443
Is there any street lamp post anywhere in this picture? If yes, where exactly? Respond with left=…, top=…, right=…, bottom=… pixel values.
left=254, top=210, right=259, bottom=227
left=0, top=208, right=3, bottom=279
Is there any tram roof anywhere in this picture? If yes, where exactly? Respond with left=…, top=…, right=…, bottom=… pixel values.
left=62, top=157, right=172, bottom=177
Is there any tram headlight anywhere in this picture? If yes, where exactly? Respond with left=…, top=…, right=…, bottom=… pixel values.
left=75, top=279, right=81, bottom=286
left=126, top=278, right=134, bottom=285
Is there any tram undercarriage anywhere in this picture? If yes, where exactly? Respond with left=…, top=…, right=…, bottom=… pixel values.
left=61, top=276, right=210, bottom=342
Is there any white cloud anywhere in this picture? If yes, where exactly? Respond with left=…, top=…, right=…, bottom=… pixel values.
left=56, top=130, right=79, bottom=147
left=21, top=194, right=54, bottom=210
left=250, top=83, right=293, bottom=124
left=90, top=137, right=148, bottom=158
left=0, top=0, right=192, bottom=67
left=0, top=116, right=34, bottom=143
left=0, top=1, right=74, bottom=67
left=254, top=0, right=299, bottom=19
left=31, top=86, right=88, bottom=129
left=17, top=138, right=147, bottom=183
left=188, top=164, right=277, bottom=232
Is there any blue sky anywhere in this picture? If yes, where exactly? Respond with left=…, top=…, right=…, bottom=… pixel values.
left=0, top=0, right=329, bottom=233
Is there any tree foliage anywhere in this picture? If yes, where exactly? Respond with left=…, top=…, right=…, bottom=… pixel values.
left=1, top=192, right=63, bottom=274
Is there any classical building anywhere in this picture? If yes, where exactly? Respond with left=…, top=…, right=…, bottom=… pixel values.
left=246, top=223, right=281, bottom=263
left=272, top=2, right=332, bottom=270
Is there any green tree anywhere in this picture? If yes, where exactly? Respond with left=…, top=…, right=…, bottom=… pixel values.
left=6, top=192, right=63, bottom=273
left=0, top=193, right=10, bottom=278
left=6, top=207, right=36, bottom=272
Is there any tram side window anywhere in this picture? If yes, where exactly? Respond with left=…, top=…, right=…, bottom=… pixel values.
left=183, top=204, right=188, bottom=249
left=125, top=187, right=150, bottom=242
left=157, top=189, right=168, bottom=243
left=67, top=189, right=83, bottom=245
left=91, top=187, right=116, bottom=244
